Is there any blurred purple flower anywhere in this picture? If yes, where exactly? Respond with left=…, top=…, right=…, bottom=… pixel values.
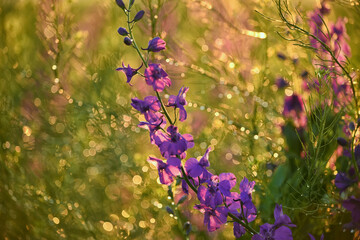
left=185, top=147, right=211, bottom=179
left=142, top=37, right=166, bottom=52
left=335, top=171, right=355, bottom=193
left=167, top=87, right=189, bottom=122
left=234, top=221, right=246, bottom=238
left=283, top=94, right=304, bottom=115
left=116, top=63, right=143, bottom=85
left=144, top=63, right=171, bottom=92
left=342, top=196, right=360, bottom=229
left=131, top=96, right=160, bottom=121
left=276, top=77, right=288, bottom=89
left=154, top=125, right=194, bottom=158
left=273, top=204, right=296, bottom=228
left=147, top=156, right=181, bottom=185
left=194, top=204, right=229, bottom=232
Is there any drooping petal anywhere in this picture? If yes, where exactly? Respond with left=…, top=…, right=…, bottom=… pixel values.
left=185, top=158, right=203, bottom=178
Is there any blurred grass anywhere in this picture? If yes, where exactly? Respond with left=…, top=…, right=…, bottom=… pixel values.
left=0, top=0, right=359, bottom=239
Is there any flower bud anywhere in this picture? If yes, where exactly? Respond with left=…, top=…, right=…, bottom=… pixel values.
left=133, top=10, right=145, bottom=22
left=129, top=0, right=135, bottom=9
left=115, top=0, right=126, bottom=9
left=117, top=27, right=128, bottom=36
left=183, top=221, right=192, bottom=235
left=124, top=37, right=133, bottom=46
left=142, top=37, right=166, bottom=52
left=177, top=195, right=187, bottom=205
left=166, top=206, right=174, bottom=215
left=337, top=137, right=348, bottom=147
left=349, top=122, right=355, bottom=131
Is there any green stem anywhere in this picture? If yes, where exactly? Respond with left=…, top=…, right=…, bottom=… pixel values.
left=126, top=10, right=174, bottom=125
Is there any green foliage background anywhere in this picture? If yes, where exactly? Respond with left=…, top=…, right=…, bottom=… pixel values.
left=1, top=0, right=359, bottom=239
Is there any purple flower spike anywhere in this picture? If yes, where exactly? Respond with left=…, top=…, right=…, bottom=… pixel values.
left=194, top=204, right=229, bottom=232
left=147, top=156, right=181, bottom=185
left=154, top=125, right=194, bottom=158
left=131, top=96, right=160, bottom=121
left=116, top=63, right=143, bottom=85
left=142, top=37, right=166, bottom=52
left=144, top=63, right=171, bottom=92
left=167, top=87, right=189, bottom=121
left=185, top=147, right=211, bottom=179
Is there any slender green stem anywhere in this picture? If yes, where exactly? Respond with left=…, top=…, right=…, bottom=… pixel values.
left=126, top=10, right=174, bottom=125
left=351, top=125, right=360, bottom=178
left=180, top=167, right=198, bottom=193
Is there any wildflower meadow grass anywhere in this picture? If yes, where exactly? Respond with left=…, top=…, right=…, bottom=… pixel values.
left=1, top=0, right=360, bottom=239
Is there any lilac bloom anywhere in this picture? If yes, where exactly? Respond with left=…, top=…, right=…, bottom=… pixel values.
left=138, top=112, right=166, bottom=144
left=116, top=63, right=143, bottom=85
left=131, top=96, right=160, bottom=121
left=147, top=156, right=181, bottom=185
left=142, top=37, right=166, bottom=52
left=239, top=177, right=255, bottom=203
left=342, top=196, right=360, bottom=229
left=167, top=87, right=189, bottom=122
left=185, top=147, right=211, bottom=179
left=335, top=171, right=354, bottom=193
left=154, top=125, right=194, bottom=158
left=144, top=63, right=171, bottom=92
left=194, top=204, right=229, bottom=232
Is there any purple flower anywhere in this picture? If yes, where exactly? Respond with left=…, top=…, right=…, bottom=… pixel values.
left=276, top=77, right=288, bottom=89
left=308, top=233, right=324, bottom=240
left=239, top=177, right=255, bottom=203
left=142, top=37, right=166, bottom=52
left=116, top=63, right=143, bottom=85
left=197, top=184, right=223, bottom=209
left=194, top=204, right=229, bottom=232
left=283, top=94, right=304, bottom=115
left=131, top=96, right=160, bottom=121
left=234, top=221, right=246, bottom=238
left=252, top=204, right=295, bottom=240
left=185, top=147, right=211, bottom=179
left=138, top=112, right=166, bottom=144
left=144, top=63, right=171, bottom=92
left=167, top=87, right=189, bottom=122
left=342, top=196, right=360, bottom=229
left=154, top=125, right=194, bottom=158
left=335, top=171, right=354, bottom=193
left=218, top=173, right=237, bottom=197
left=147, top=156, right=181, bottom=185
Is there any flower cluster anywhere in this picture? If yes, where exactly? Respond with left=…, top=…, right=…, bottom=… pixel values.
left=114, top=1, right=297, bottom=239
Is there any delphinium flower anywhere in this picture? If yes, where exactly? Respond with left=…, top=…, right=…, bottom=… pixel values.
left=116, top=63, right=143, bottom=85
left=193, top=203, right=229, bottom=232
left=142, top=37, right=166, bottom=52
left=154, top=125, right=194, bottom=158
left=185, top=147, right=212, bottom=180
left=167, top=87, right=189, bottom=122
left=147, top=156, right=181, bottom=185
left=131, top=96, right=160, bottom=121
left=252, top=204, right=296, bottom=240
left=144, top=63, right=171, bottom=92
